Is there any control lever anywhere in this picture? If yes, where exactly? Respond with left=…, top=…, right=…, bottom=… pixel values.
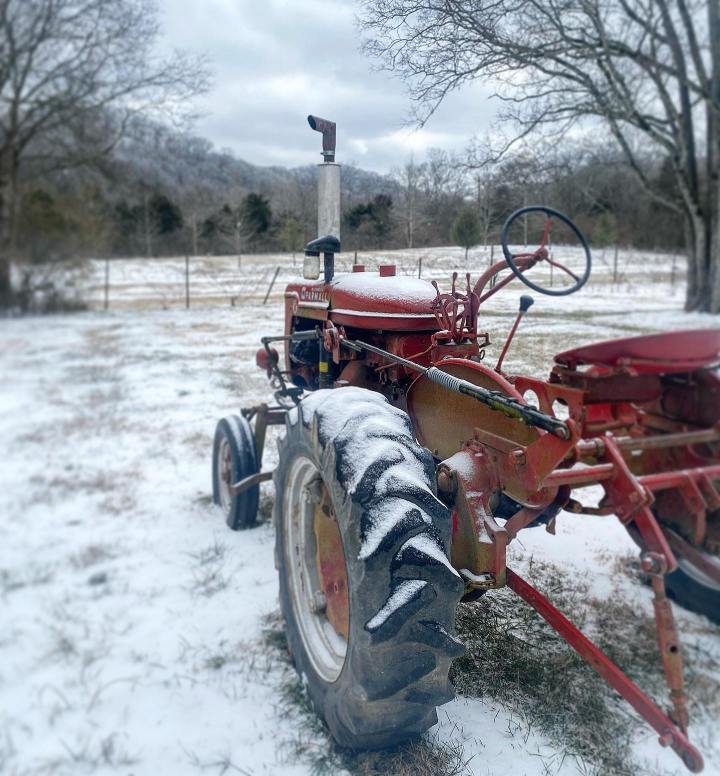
left=495, top=294, right=534, bottom=374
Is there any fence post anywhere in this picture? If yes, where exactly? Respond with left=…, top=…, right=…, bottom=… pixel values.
left=490, top=244, right=494, bottom=266
left=185, top=254, right=190, bottom=309
left=263, top=266, right=281, bottom=305
left=613, top=245, right=619, bottom=283
left=671, top=253, right=677, bottom=288
left=104, top=258, right=110, bottom=311
left=417, top=256, right=422, bottom=278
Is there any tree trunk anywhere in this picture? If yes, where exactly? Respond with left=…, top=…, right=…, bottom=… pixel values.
left=684, top=0, right=720, bottom=314
left=709, top=202, right=720, bottom=312
left=0, top=147, right=18, bottom=305
left=684, top=207, right=720, bottom=313
left=143, top=192, right=152, bottom=258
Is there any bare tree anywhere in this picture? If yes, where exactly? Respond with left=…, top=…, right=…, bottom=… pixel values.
left=360, top=0, right=720, bottom=312
left=392, top=154, right=423, bottom=248
left=474, top=173, right=493, bottom=248
left=0, top=0, right=210, bottom=303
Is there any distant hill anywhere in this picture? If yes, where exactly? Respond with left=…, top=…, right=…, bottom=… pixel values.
left=108, top=122, right=396, bottom=208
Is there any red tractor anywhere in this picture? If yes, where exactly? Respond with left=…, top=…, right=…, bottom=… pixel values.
left=212, top=117, right=719, bottom=772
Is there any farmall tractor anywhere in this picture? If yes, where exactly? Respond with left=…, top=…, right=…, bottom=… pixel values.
left=212, top=117, right=719, bottom=772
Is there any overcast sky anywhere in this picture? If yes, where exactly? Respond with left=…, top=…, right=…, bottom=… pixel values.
left=158, top=0, right=496, bottom=173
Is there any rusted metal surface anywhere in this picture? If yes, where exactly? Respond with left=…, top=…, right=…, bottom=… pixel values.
left=512, top=374, right=585, bottom=424
left=615, top=425, right=720, bottom=452
left=472, top=253, right=544, bottom=302
left=408, top=360, right=538, bottom=460
left=431, top=271, right=480, bottom=342
left=313, top=485, right=349, bottom=640
left=307, top=115, right=336, bottom=162
left=641, top=553, right=691, bottom=733
left=439, top=447, right=508, bottom=588
left=229, top=470, right=273, bottom=497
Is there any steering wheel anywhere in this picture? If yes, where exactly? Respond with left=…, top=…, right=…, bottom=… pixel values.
left=500, top=206, right=592, bottom=296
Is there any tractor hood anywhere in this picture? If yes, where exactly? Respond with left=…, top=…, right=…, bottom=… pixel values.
left=329, top=271, right=438, bottom=330
left=330, top=271, right=436, bottom=311
left=286, top=270, right=440, bottom=331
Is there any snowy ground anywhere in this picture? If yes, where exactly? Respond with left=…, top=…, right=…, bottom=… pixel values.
left=1, top=247, right=719, bottom=776
left=61, top=242, right=683, bottom=310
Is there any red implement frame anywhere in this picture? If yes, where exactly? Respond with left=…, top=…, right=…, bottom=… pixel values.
left=421, top=337, right=720, bottom=773
left=507, top=569, right=704, bottom=773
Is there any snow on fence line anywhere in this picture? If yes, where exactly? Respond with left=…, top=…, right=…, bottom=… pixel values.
left=52, top=245, right=684, bottom=310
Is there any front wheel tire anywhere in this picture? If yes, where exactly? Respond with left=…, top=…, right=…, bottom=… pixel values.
left=212, top=415, right=259, bottom=530
left=274, top=387, right=464, bottom=749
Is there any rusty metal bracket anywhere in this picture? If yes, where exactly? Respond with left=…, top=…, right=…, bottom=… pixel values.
left=641, top=553, right=690, bottom=734
left=439, top=448, right=508, bottom=587
left=229, top=471, right=273, bottom=496
left=243, top=403, right=288, bottom=467
left=459, top=568, right=495, bottom=593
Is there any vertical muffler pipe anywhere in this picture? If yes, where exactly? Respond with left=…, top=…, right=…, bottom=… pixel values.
left=307, top=114, right=341, bottom=245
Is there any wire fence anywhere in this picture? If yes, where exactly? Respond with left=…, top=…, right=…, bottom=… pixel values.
left=51, top=244, right=685, bottom=311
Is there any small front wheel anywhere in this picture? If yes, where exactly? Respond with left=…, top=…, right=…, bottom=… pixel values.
left=212, top=415, right=259, bottom=530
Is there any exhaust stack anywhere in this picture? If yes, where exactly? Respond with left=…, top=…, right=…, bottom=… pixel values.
left=307, top=114, right=341, bottom=243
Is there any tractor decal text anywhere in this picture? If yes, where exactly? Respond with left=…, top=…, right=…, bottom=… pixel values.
left=300, top=287, right=331, bottom=302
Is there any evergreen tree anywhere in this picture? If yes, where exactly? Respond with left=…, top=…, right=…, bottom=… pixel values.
left=240, top=193, right=272, bottom=237
left=279, top=217, right=304, bottom=263
left=450, top=208, right=482, bottom=260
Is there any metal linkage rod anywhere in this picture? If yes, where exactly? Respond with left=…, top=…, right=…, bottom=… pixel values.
left=506, top=568, right=703, bottom=773
left=342, top=337, right=570, bottom=440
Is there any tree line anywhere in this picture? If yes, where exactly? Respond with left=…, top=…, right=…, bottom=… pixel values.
left=359, top=0, right=719, bottom=312
left=15, top=126, right=683, bottom=265
left=2, top=0, right=709, bottom=312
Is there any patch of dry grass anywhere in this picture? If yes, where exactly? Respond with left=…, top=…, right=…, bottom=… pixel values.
left=70, top=544, right=116, bottom=569
left=1, top=564, right=54, bottom=594
left=451, top=560, right=720, bottom=776
left=255, top=562, right=720, bottom=776
left=257, top=493, right=274, bottom=524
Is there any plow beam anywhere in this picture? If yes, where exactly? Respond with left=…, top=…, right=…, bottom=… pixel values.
left=506, top=568, right=704, bottom=773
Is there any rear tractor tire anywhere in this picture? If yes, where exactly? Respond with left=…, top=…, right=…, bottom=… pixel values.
left=212, top=415, right=260, bottom=530
left=665, top=552, right=720, bottom=624
left=274, top=387, right=464, bottom=749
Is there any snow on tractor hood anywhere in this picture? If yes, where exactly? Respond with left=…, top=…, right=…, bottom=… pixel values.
left=327, top=271, right=439, bottom=331
left=329, top=271, right=438, bottom=314
left=286, top=270, right=441, bottom=331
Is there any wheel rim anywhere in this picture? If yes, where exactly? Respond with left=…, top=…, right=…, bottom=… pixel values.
left=677, top=554, right=720, bottom=592
left=217, top=436, right=233, bottom=512
left=284, top=455, right=348, bottom=682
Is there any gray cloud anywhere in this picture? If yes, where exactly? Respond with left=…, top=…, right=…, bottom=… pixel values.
left=158, top=0, right=496, bottom=172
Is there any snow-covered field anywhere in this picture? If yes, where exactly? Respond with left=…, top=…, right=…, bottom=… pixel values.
left=64, top=242, right=682, bottom=310
left=2, top=247, right=719, bottom=776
